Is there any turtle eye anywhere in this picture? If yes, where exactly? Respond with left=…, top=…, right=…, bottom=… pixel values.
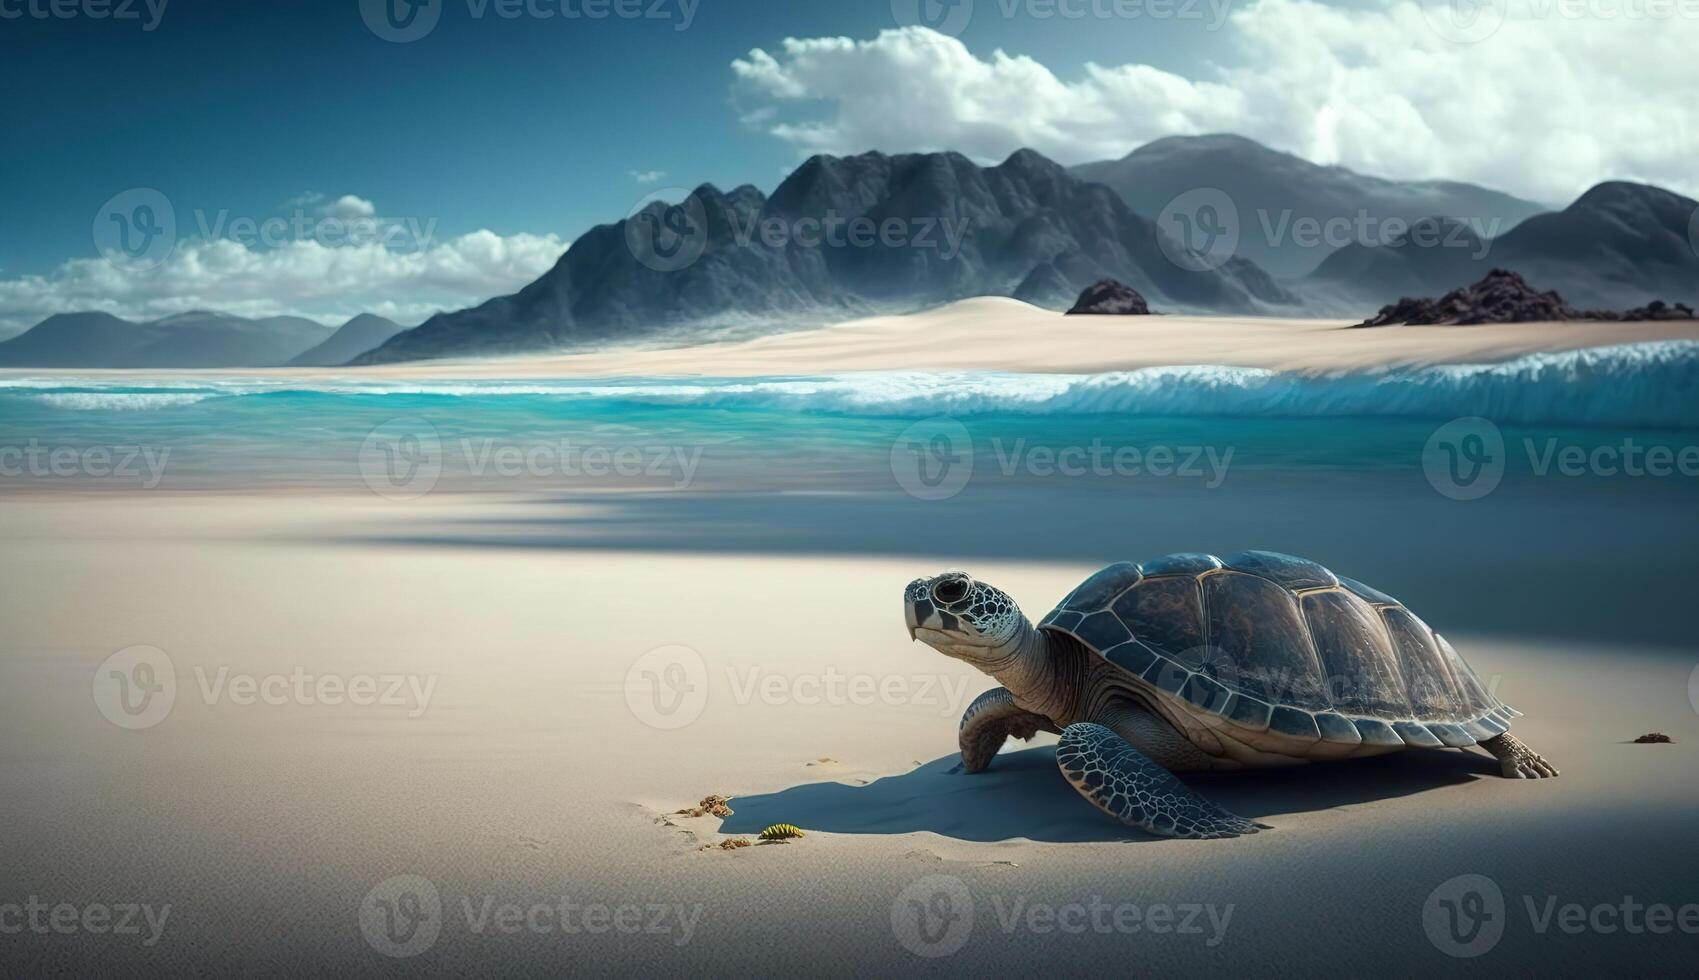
left=932, top=576, right=970, bottom=605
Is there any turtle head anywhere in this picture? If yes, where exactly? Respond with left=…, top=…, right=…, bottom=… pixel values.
left=904, top=571, right=1027, bottom=664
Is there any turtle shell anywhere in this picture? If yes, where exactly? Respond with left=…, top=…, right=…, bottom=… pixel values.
left=1038, top=552, right=1516, bottom=749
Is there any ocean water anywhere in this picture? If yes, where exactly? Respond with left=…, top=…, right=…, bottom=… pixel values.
left=1, top=341, right=1697, bottom=492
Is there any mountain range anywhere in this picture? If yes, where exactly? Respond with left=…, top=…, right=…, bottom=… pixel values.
left=1308, top=181, right=1699, bottom=312
left=354, top=148, right=1294, bottom=363
left=1071, top=135, right=1550, bottom=278
left=286, top=314, right=405, bottom=367
left=0, top=311, right=397, bottom=368
left=0, top=311, right=332, bottom=368
left=9, top=135, right=1695, bottom=366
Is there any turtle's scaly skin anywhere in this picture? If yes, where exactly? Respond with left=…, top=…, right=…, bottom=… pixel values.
left=1057, top=724, right=1268, bottom=838
left=1038, top=551, right=1519, bottom=761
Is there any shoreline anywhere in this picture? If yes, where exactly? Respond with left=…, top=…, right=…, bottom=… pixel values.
left=5, top=298, right=1699, bottom=381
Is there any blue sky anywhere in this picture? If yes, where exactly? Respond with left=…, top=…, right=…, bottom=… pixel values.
left=1, top=0, right=1247, bottom=276
left=0, top=0, right=1690, bottom=331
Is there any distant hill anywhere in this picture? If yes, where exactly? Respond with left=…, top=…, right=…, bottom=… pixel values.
left=1072, top=134, right=1547, bottom=278
left=0, top=310, right=331, bottom=368
left=287, top=314, right=405, bottom=366
left=355, top=148, right=1296, bottom=363
left=1310, top=181, right=1699, bottom=311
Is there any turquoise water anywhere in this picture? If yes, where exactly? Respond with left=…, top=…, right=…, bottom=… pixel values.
left=2, top=342, right=1697, bottom=491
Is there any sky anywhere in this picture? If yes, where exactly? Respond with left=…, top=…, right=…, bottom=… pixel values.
left=0, top=0, right=1694, bottom=333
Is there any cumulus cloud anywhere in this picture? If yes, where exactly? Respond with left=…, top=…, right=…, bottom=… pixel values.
left=318, top=194, right=378, bottom=220
left=730, top=0, right=1699, bottom=203
left=628, top=169, right=667, bottom=184
left=0, top=226, right=566, bottom=336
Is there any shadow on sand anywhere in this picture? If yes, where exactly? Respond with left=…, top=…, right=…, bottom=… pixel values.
left=720, top=745, right=1500, bottom=843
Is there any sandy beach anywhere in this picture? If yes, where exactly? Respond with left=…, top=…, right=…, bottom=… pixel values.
left=13, top=299, right=1699, bottom=385
left=3, top=480, right=1697, bottom=975
left=3, top=308, right=1699, bottom=974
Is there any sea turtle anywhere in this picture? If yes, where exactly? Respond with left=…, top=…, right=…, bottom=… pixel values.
left=903, top=552, right=1557, bottom=839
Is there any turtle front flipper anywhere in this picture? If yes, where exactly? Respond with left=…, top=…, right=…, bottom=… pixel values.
left=1056, top=723, right=1269, bottom=839
left=957, top=687, right=1059, bottom=773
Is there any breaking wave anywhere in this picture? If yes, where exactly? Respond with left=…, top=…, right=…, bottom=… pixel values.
left=2, top=341, right=1694, bottom=427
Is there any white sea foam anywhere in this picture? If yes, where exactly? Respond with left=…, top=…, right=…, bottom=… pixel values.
left=3, top=341, right=1694, bottom=426
left=27, top=392, right=218, bottom=411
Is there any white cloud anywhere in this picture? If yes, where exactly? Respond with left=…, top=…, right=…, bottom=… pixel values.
left=318, top=194, right=378, bottom=220
left=730, top=1, right=1699, bottom=203
left=0, top=228, right=566, bottom=335
left=628, top=169, right=667, bottom=184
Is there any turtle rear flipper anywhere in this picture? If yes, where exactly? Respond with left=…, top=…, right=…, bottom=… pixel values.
left=1056, top=723, right=1269, bottom=839
left=1479, top=732, right=1559, bottom=778
left=957, top=687, right=1059, bottom=773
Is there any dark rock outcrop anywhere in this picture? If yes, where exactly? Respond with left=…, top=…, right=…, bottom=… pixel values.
left=1357, top=269, right=1696, bottom=326
left=1065, top=279, right=1151, bottom=315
